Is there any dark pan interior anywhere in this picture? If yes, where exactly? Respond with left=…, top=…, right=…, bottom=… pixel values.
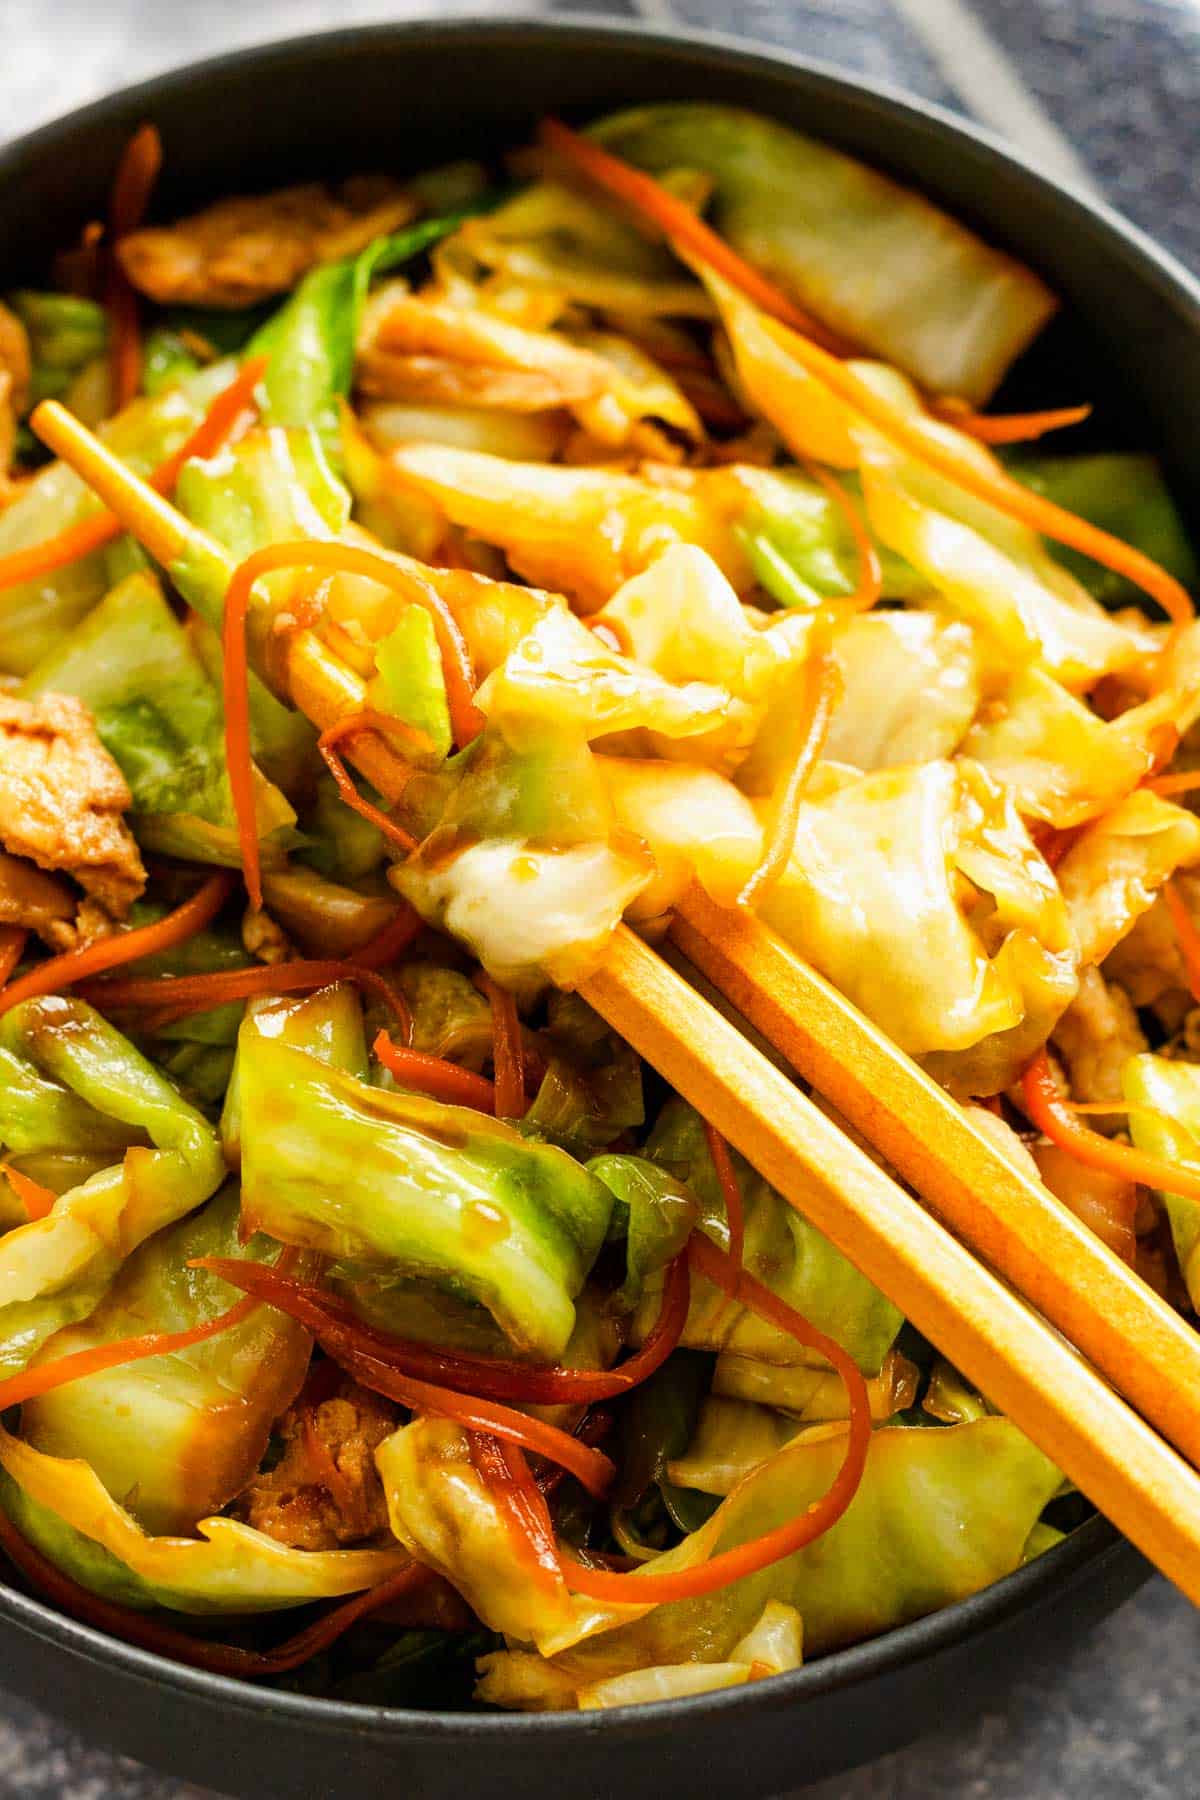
left=0, top=17, right=1173, bottom=1796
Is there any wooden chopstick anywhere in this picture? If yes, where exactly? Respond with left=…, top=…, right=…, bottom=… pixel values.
left=670, top=883, right=1200, bottom=1469
left=32, top=398, right=1200, bottom=1602
left=582, top=926, right=1200, bottom=1601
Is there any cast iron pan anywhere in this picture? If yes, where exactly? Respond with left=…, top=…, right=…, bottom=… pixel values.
left=0, top=16, right=1179, bottom=1796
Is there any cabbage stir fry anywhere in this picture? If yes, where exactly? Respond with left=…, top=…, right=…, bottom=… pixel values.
left=0, top=104, right=1198, bottom=1713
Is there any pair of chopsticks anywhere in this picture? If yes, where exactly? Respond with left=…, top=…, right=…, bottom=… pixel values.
left=32, top=399, right=1200, bottom=1606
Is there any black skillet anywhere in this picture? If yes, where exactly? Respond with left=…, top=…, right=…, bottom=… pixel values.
left=0, top=16, right=1174, bottom=1795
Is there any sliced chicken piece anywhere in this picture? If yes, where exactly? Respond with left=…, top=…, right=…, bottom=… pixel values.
left=0, top=850, right=118, bottom=952
left=0, top=693, right=145, bottom=918
left=1051, top=964, right=1148, bottom=1111
left=235, top=1374, right=398, bottom=1552
left=116, top=177, right=417, bottom=309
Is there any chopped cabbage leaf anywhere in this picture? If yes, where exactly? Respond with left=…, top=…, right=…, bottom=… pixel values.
left=712, top=1346, right=919, bottom=1421
left=386, top=445, right=753, bottom=606
left=962, top=667, right=1193, bottom=828
left=377, top=1417, right=576, bottom=1642
left=592, top=104, right=1055, bottom=402
left=1123, top=1054, right=1200, bottom=1310
left=824, top=610, right=980, bottom=772
left=238, top=1033, right=613, bottom=1358
left=531, top=1418, right=1060, bottom=1673
left=757, top=760, right=1077, bottom=1092
left=0, top=365, right=231, bottom=674
left=639, top=1100, right=902, bottom=1375
left=22, top=1185, right=311, bottom=1535
left=1005, top=451, right=1198, bottom=609
left=0, top=998, right=224, bottom=1374
left=0, top=1426, right=406, bottom=1614
left=1055, top=791, right=1200, bottom=966
left=21, top=568, right=295, bottom=865
left=452, top=181, right=713, bottom=320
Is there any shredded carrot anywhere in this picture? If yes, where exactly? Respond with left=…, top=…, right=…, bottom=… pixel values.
left=563, top=1234, right=871, bottom=1603
left=1165, top=879, right=1200, bottom=1002
left=150, top=354, right=268, bottom=487
left=223, top=541, right=478, bottom=905
left=316, top=711, right=428, bottom=878
left=703, top=1122, right=744, bottom=1273
left=192, top=1258, right=613, bottom=1495
left=0, top=928, right=26, bottom=991
left=346, top=904, right=423, bottom=970
left=801, top=459, right=882, bottom=610
left=539, top=117, right=852, bottom=356
left=929, top=400, right=1091, bottom=445
left=0, top=1500, right=434, bottom=1680
left=739, top=636, right=840, bottom=908
left=0, top=357, right=267, bottom=593
left=751, top=311, right=1194, bottom=634
left=0, top=1163, right=56, bottom=1222
left=0, top=872, right=234, bottom=1020
left=470, top=1434, right=564, bottom=1593
left=374, top=1029, right=497, bottom=1112
left=0, top=1297, right=260, bottom=1411
left=106, top=123, right=162, bottom=409
left=195, top=1249, right=689, bottom=1407
left=0, top=1243, right=301, bottom=1414
left=1022, top=1047, right=1200, bottom=1201
left=546, top=133, right=1183, bottom=622
left=79, top=957, right=410, bottom=1036
left=481, top=974, right=526, bottom=1118
left=1148, top=769, right=1200, bottom=799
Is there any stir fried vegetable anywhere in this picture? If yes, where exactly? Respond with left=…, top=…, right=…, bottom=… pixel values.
left=0, top=102, right=1196, bottom=1714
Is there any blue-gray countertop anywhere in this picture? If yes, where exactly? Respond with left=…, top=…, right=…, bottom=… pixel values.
left=2, top=0, right=1198, bottom=1792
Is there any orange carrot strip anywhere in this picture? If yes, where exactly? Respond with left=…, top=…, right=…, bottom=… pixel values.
left=0, top=1296, right=259, bottom=1412
left=1148, top=769, right=1200, bottom=799
left=545, top=122, right=1187, bottom=628
left=480, top=975, right=526, bottom=1119
left=801, top=459, right=882, bottom=611
left=316, top=711, right=427, bottom=868
left=0, top=1163, right=56, bottom=1222
left=191, top=1257, right=614, bottom=1496
left=0, top=929, right=26, bottom=991
left=739, top=639, right=839, bottom=907
left=374, top=1030, right=497, bottom=1112
left=929, top=400, right=1091, bottom=445
left=80, top=957, right=410, bottom=1036
left=539, top=117, right=852, bottom=355
left=106, top=123, right=162, bottom=408
left=1022, top=1047, right=1200, bottom=1201
left=470, top=1433, right=564, bottom=1593
left=0, top=872, right=234, bottom=1020
left=197, top=1250, right=688, bottom=1407
left=752, top=312, right=1194, bottom=632
left=563, top=1234, right=870, bottom=1602
left=0, top=1244, right=302, bottom=1414
left=703, top=1121, right=745, bottom=1273
left=0, top=357, right=266, bottom=593
left=346, top=904, right=423, bottom=970
left=223, top=537, right=481, bottom=907
left=149, top=354, right=268, bottom=488
left=0, top=1499, right=433, bottom=1680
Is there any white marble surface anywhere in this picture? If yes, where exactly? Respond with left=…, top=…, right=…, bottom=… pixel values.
left=1, top=1, right=1199, bottom=1794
